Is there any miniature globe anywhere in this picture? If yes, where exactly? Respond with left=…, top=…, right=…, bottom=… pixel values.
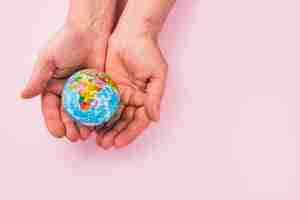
left=62, top=69, right=120, bottom=126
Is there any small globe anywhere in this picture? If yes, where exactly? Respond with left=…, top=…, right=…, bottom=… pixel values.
left=62, top=69, right=120, bottom=126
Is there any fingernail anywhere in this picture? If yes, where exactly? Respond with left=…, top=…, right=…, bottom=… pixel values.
left=20, top=91, right=27, bottom=99
left=80, top=136, right=88, bottom=141
left=69, top=139, right=78, bottom=143
left=155, top=112, right=160, bottom=122
left=96, top=139, right=103, bottom=147
left=114, top=139, right=125, bottom=149
left=102, top=139, right=113, bottom=150
left=154, top=104, right=161, bottom=122
left=103, top=145, right=111, bottom=151
left=91, top=130, right=98, bottom=135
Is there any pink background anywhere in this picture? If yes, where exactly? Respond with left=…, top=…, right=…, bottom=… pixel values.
left=1, top=0, right=300, bottom=199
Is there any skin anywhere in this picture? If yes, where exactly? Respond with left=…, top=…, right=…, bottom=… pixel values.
left=22, top=0, right=175, bottom=148
left=21, top=0, right=117, bottom=142
left=96, top=0, right=176, bottom=149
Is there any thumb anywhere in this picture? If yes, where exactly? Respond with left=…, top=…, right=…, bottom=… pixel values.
left=145, top=70, right=167, bottom=122
left=21, top=56, right=56, bottom=99
left=141, top=42, right=168, bottom=122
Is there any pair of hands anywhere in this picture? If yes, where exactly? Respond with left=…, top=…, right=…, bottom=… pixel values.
left=22, top=19, right=167, bottom=149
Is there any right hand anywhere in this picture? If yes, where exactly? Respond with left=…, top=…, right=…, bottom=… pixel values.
left=21, top=24, right=110, bottom=142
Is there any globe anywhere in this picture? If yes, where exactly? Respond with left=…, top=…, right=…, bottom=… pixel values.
left=62, top=69, right=120, bottom=126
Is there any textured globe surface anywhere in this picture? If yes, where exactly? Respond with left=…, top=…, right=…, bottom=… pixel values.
left=62, top=69, right=120, bottom=126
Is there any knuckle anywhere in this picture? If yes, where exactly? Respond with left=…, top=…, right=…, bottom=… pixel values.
left=48, top=126, right=65, bottom=138
left=108, top=35, right=123, bottom=50
left=62, top=117, right=73, bottom=125
left=157, top=64, right=168, bottom=76
left=45, top=110, right=58, bottom=121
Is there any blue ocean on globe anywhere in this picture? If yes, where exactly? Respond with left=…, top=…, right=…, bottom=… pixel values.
left=62, top=70, right=120, bottom=126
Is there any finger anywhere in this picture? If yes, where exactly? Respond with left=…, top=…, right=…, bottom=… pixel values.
left=101, top=106, right=135, bottom=150
left=53, top=68, right=78, bottom=79
left=41, top=92, right=65, bottom=138
left=105, top=45, right=129, bottom=80
left=145, top=71, right=167, bottom=121
left=116, top=0, right=128, bottom=20
left=96, top=133, right=104, bottom=147
left=61, top=107, right=80, bottom=142
left=95, top=123, right=107, bottom=148
left=130, top=90, right=146, bottom=107
left=125, top=41, right=168, bottom=121
left=102, top=104, right=125, bottom=130
left=119, top=86, right=146, bottom=107
left=84, top=36, right=108, bottom=70
left=94, top=123, right=108, bottom=147
left=95, top=104, right=125, bottom=148
left=114, top=107, right=150, bottom=148
left=22, top=56, right=56, bottom=99
left=45, top=79, right=65, bottom=96
left=78, top=125, right=91, bottom=141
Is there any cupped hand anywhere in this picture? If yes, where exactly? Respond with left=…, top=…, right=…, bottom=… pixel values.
left=96, top=34, right=168, bottom=149
left=21, top=25, right=109, bottom=142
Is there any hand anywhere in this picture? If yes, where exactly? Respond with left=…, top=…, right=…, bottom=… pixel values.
left=21, top=24, right=109, bottom=142
left=96, top=33, right=168, bottom=149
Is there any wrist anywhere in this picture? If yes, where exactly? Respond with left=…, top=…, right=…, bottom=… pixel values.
left=114, top=0, right=175, bottom=40
left=66, top=0, right=116, bottom=36
left=113, top=16, right=162, bottom=42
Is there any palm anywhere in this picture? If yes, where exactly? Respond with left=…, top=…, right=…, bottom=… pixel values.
left=22, top=25, right=108, bottom=141
left=96, top=36, right=168, bottom=149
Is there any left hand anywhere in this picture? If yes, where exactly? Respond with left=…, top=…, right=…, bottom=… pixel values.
left=96, top=33, right=168, bottom=149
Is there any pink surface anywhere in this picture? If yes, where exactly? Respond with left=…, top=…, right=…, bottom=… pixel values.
left=1, top=0, right=300, bottom=199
